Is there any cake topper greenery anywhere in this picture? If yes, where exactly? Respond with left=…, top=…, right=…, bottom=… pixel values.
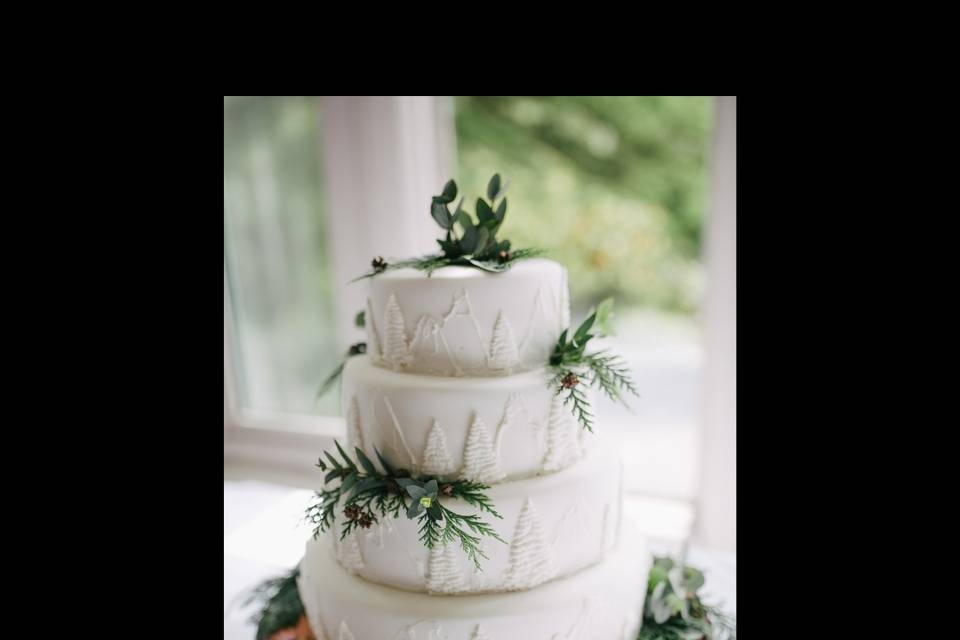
left=639, top=556, right=736, bottom=640
left=242, top=566, right=312, bottom=640
left=353, top=173, right=543, bottom=280
left=548, top=297, right=640, bottom=432
left=305, top=440, right=505, bottom=569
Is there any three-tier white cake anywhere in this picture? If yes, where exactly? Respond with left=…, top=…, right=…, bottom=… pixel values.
left=298, top=258, right=649, bottom=639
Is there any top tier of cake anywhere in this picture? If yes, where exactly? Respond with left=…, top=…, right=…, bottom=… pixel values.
left=364, top=258, right=570, bottom=377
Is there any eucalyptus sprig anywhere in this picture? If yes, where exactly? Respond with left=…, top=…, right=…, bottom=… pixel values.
left=352, top=174, right=543, bottom=280
left=639, top=556, right=736, bottom=640
left=304, top=440, right=505, bottom=569
left=548, top=297, right=640, bottom=432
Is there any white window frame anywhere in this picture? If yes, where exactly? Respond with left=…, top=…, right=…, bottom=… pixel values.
left=224, top=96, right=455, bottom=485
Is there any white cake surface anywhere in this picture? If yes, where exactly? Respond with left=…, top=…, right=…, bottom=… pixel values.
left=317, top=444, right=622, bottom=595
left=299, top=520, right=649, bottom=640
left=342, top=355, right=593, bottom=481
left=364, top=258, right=570, bottom=377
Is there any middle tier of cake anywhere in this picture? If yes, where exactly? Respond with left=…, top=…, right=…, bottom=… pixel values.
left=321, top=444, right=623, bottom=595
left=342, top=354, right=595, bottom=481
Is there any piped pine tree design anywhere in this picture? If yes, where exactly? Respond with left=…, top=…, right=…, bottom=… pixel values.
left=502, top=497, right=555, bottom=591
left=470, top=624, right=493, bottom=640
left=542, top=393, right=581, bottom=472
left=421, top=420, right=455, bottom=478
left=488, top=311, right=519, bottom=371
left=338, top=620, right=355, bottom=640
left=346, top=395, right=364, bottom=453
left=425, top=541, right=466, bottom=594
left=383, top=293, right=410, bottom=369
left=337, top=530, right=365, bottom=574
left=461, top=413, right=505, bottom=483
left=365, top=297, right=382, bottom=361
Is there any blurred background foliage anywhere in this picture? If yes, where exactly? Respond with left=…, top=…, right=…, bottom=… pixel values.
left=454, top=96, right=712, bottom=315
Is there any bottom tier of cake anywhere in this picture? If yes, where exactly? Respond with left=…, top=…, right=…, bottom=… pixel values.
left=298, top=522, right=650, bottom=640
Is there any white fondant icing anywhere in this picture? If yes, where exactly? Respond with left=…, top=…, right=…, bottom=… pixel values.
left=323, top=445, right=622, bottom=594
left=426, top=541, right=466, bottom=594
left=298, top=521, right=649, bottom=640
left=343, top=356, right=575, bottom=480
left=488, top=311, right=519, bottom=372
left=470, top=624, right=492, bottom=640
left=503, top=497, right=555, bottom=591
left=461, top=414, right=505, bottom=483
left=366, top=296, right=382, bottom=361
left=421, top=420, right=456, bottom=478
left=365, top=259, right=569, bottom=376
left=337, top=530, right=365, bottom=574
left=384, top=293, right=412, bottom=370
left=542, top=394, right=582, bottom=472
left=346, top=395, right=364, bottom=454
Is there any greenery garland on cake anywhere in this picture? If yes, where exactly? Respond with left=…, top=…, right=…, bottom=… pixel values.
left=638, top=556, right=736, bottom=640
left=352, top=174, right=543, bottom=280
left=305, top=440, right=504, bottom=568
left=548, top=297, right=640, bottom=432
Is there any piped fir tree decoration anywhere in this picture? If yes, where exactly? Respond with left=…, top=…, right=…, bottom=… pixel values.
left=547, top=298, right=640, bottom=432
left=305, top=440, right=505, bottom=569
left=314, top=311, right=368, bottom=402
left=639, top=556, right=736, bottom=640
left=242, top=567, right=315, bottom=640
left=352, top=174, right=543, bottom=280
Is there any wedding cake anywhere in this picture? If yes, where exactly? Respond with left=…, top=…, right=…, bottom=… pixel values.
left=295, top=176, right=649, bottom=639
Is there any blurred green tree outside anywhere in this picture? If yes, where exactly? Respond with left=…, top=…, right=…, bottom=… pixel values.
left=454, top=96, right=713, bottom=315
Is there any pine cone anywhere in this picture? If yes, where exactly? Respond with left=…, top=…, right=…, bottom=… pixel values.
left=358, top=514, right=374, bottom=529
left=561, top=372, right=579, bottom=389
left=343, top=504, right=361, bottom=521
left=441, top=483, right=454, bottom=497
left=372, top=256, right=387, bottom=271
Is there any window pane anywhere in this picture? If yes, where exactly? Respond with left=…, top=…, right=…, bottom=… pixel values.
left=454, top=96, right=713, bottom=499
left=224, top=96, right=339, bottom=416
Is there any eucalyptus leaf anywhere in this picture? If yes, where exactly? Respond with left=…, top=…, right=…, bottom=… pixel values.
left=460, top=224, right=479, bottom=254
left=340, top=471, right=358, bottom=493
left=355, top=448, right=377, bottom=475
left=407, top=499, right=424, bottom=518
left=573, top=314, right=595, bottom=345
left=440, top=179, right=457, bottom=203
left=335, top=440, right=358, bottom=472
left=431, top=199, right=453, bottom=229
left=355, top=310, right=365, bottom=328
left=474, top=227, right=490, bottom=255
left=406, top=484, right=427, bottom=500
left=454, top=209, right=472, bottom=231
left=594, top=297, right=615, bottom=336
left=684, top=567, right=705, bottom=591
left=668, top=567, right=688, bottom=600
left=373, top=447, right=394, bottom=475
left=395, top=477, right=418, bottom=488
left=487, top=174, right=501, bottom=201
left=476, top=198, right=495, bottom=225
left=495, top=197, right=507, bottom=222
left=423, top=478, right=439, bottom=496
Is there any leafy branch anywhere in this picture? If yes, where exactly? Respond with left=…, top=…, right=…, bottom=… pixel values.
left=242, top=567, right=305, bottom=640
left=351, top=174, right=544, bottom=280
left=548, top=297, right=639, bottom=431
left=314, top=341, right=367, bottom=402
left=304, top=440, right=504, bottom=569
left=639, top=556, right=736, bottom=640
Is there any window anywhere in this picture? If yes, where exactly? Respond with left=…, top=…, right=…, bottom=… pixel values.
left=453, top=96, right=714, bottom=503
left=224, top=96, right=340, bottom=418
